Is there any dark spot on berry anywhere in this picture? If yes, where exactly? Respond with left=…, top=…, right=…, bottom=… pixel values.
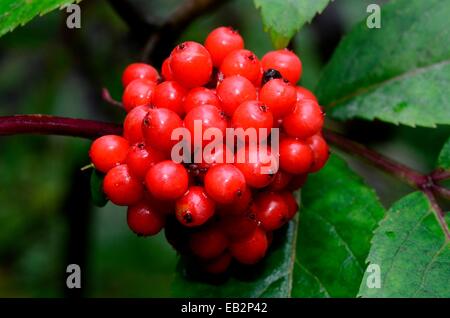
left=236, top=189, right=242, bottom=197
left=183, top=212, right=193, bottom=224
left=283, top=79, right=290, bottom=84
left=259, top=104, right=268, bottom=112
left=137, top=143, right=145, bottom=149
left=262, top=69, right=283, bottom=85
left=143, top=116, right=150, bottom=126
left=247, top=54, right=255, bottom=61
left=178, top=43, right=186, bottom=50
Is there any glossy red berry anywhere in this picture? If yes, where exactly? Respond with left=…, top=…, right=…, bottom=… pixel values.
left=283, top=99, right=324, bottom=139
left=221, top=213, right=258, bottom=241
left=267, top=170, right=293, bottom=191
left=259, top=79, right=297, bottom=119
left=296, top=86, right=317, bottom=102
left=253, top=192, right=289, bottom=231
left=126, top=143, right=165, bottom=180
left=231, top=100, right=274, bottom=133
left=204, top=164, right=246, bottom=204
left=162, top=57, right=173, bottom=81
left=220, top=49, right=261, bottom=85
left=103, top=164, right=144, bottom=206
left=123, top=105, right=150, bottom=144
left=183, top=105, right=228, bottom=147
left=152, top=81, right=187, bottom=117
left=280, top=191, right=298, bottom=220
left=279, top=137, right=314, bottom=174
left=127, top=201, right=165, bottom=236
left=307, top=134, right=329, bottom=172
left=261, top=49, right=302, bottom=84
left=89, top=135, right=129, bottom=173
left=189, top=225, right=228, bottom=259
left=205, top=26, right=244, bottom=67
left=216, top=75, right=257, bottom=116
left=142, top=108, right=183, bottom=154
left=145, top=160, right=189, bottom=200
left=122, top=79, right=156, bottom=112
left=170, top=41, right=213, bottom=88
left=217, top=185, right=252, bottom=216
left=235, top=146, right=277, bottom=188
left=230, top=227, right=268, bottom=265
left=175, top=186, right=215, bottom=227
left=122, top=63, right=159, bottom=87
left=203, top=252, right=232, bottom=274
left=183, top=87, right=220, bottom=113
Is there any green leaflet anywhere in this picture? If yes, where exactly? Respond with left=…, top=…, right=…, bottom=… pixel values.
left=254, top=0, right=332, bottom=49
left=359, top=192, right=450, bottom=297
left=316, top=0, right=450, bottom=127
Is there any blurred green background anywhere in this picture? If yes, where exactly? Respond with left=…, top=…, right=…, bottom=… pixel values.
left=1, top=0, right=449, bottom=297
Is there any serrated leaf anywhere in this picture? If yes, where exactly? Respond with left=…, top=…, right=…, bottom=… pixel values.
left=172, top=154, right=384, bottom=297
left=316, top=0, right=450, bottom=127
left=90, top=169, right=108, bottom=207
left=358, top=192, right=450, bottom=297
left=437, top=137, right=450, bottom=170
left=254, top=0, right=332, bottom=49
left=0, top=0, right=81, bottom=38
left=295, top=154, right=385, bottom=297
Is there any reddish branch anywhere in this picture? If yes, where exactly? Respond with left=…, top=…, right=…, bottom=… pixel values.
left=0, top=115, right=121, bottom=139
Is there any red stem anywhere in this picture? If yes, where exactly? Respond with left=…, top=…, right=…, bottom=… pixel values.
left=0, top=115, right=122, bottom=139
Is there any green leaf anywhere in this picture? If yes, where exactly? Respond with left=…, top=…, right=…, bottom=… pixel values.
left=254, top=0, right=332, bottom=49
left=316, top=0, right=450, bottom=127
left=0, top=0, right=81, bottom=38
left=295, top=154, right=385, bottom=297
left=358, top=192, right=450, bottom=297
left=90, top=169, right=108, bottom=207
left=172, top=154, right=385, bottom=297
left=437, top=137, right=450, bottom=170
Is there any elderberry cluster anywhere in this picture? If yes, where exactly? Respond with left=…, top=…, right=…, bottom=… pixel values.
left=89, top=27, right=329, bottom=273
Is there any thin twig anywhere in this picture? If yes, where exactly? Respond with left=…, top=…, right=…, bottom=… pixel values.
left=0, top=115, right=121, bottom=139
left=431, top=168, right=450, bottom=182
left=102, top=88, right=124, bottom=109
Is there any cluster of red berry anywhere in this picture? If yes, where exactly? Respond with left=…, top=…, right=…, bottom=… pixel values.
left=89, top=27, right=329, bottom=274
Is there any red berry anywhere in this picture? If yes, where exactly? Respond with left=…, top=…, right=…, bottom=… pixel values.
left=205, top=26, right=244, bottom=67
left=127, top=201, right=165, bottom=236
left=216, top=75, right=257, bottom=116
left=122, top=63, right=159, bottom=87
left=183, top=105, right=228, bottom=147
left=235, top=146, right=277, bottom=188
left=307, top=134, right=329, bottom=172
left=126, top=143, right=165, bottom=180
left=122, top=79, right=156, bottom=112
left=170, top=41, right=213, bottom=88
left=220, top=49, right=261, bottom=85
left=103, top=164, right=144, bottom=206
left=142, top=108, right=183, bottom=154
left=252, top=192, right=289, bottom=231
left=153, top=81, right=187, bottom=117
left=230, top=228, right=268, bottom=265
left=283, top=99, right=324, bottom=139
left=162, top=57, right=173, bottom=81
left=145, top=160, right=189, bottom=200
left=89, top=135, right=129, bottom=173
left=279, top=137, right=314, bottom=174
left=286, top=174, right=308, bottom=191
left=175, top=186, right=215, bottom=227
left=280, top=191, right=298, bottom=220
left=231, top=100, right=273, bottom=133
left=183, top=87, right=220, bottom=113
left=261, top=49, right=302, bottom=84
left=217, top=185, right=252, bottom=216
left=296, top=86, right=317, bottom=102
left=204, top=164, right=246, bottom=204
left=189, top=225, right=228, bottom=259
left=221, top=213, right=258, bottom=241
left=203, top=252, right=232, bottom=274
left=259, top=79, right=297, bottom=119
left=267, top=170, right=292, bottom=191
left=123, top=105, right=150, bottom=144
